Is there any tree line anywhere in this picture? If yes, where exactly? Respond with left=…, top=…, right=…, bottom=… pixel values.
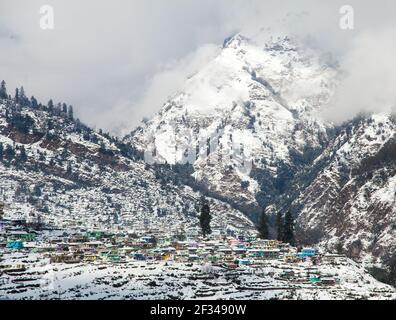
left=1, top=80, right=75, bottom=121
left=258, top=207, right=295, bottom=245
left=198, top=198, right=295, bottom=245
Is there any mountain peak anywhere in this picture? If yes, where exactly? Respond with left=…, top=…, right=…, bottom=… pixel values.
left=222, top=33, right=250, bottom=49
left=222, top=31, right=299, bottom=52
left=128, top=30, right=339, bottom=219
left=165, top=31, right=336, bottom=117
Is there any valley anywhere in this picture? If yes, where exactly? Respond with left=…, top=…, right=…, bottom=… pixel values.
left=0, top=32, right=395, bottom=299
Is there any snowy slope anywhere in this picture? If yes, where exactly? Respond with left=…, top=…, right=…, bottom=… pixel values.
left=128, top=34, right=338, bottom=218
left=1, top=251, right=394, bottom=300
left=0, top=99, right=254, bottom=233
left=295, top=114, right=396, bottom=267
left=127, top=33, right=396, bottom=275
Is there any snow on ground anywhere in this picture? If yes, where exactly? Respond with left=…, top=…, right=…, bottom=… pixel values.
left=0, top=251, right=394, bottom=300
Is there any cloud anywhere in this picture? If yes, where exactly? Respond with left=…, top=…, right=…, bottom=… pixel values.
left=1, top=0, right=396, bottom=133
left=118, top=44, right=220, bottom=134
left=322, top=27, right=396, bottom=123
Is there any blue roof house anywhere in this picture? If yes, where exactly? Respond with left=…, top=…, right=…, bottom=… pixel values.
left=297, top=248, right=317, bottom=259
left=6, top=240, right=24, bottom=250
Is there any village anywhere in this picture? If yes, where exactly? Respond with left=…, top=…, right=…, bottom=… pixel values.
left=0, top=216, right=324, bottom=270
left=1, top=215, right=396, bottom=300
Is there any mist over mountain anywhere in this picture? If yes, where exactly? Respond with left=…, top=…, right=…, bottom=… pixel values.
left=1, top=30, right=396, bottom=288
left=2, top=0, right=396, bottom=133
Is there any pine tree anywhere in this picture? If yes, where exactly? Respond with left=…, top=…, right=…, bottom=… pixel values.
left=68, top=105, right=74, bottom=120
left=0, top=202, right=4, bottom=220
left=257, top=207, right=269, bottom=239
left=276, top=211, right=284, bottom=241
left=5, top=144, right=15, bottom=159
left=31, top=96, right=38, bottom=109
left=0, top=80, right=7, bottom=99
left=199, top=198, right=212, bottom=237
left=48, top=99, right=54, bottom=112
left=55, top=103, right=62, bottom=116
left=75, top=118, right=82, bottom=133
left=15, top=88, right=19, bottom=102
left=66, top=163, right=73, bottom=175
left=282, top=210, right=295, bottom=245
left=20, top=86, right=25, bottom=100
left=0, top=142, right=3, bottom=160
left=33, top=185, right=42, bottom=197
left=19, top=87, right=30, bottom=106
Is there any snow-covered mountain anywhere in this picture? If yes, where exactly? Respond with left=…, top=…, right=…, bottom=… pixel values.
left=1, top=32, right=395, bottom=284
left=126, top=33, right=396, bottom=280
left=294, top=114, right=396, bottom=268
left=127, top=34, right=338, bottom=220
left=0, top=95, right=254, bottom=234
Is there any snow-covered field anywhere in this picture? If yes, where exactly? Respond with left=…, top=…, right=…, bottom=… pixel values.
left=1, top=251, right=394, bottom=300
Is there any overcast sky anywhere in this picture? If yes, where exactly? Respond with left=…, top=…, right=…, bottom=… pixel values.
left=1, top=0, right=395, bottom=134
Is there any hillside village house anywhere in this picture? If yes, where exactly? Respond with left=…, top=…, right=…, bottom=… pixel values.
left=0, top=217, right=334, bottom=286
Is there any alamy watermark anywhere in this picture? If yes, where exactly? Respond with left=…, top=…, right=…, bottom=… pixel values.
left=143, top=123, right=253, bottom=176
left=39, top=5, right=54, bottom=30
left=339, top=5, right=355, bottom=30
left=38, top=4, right=354, bottom=32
